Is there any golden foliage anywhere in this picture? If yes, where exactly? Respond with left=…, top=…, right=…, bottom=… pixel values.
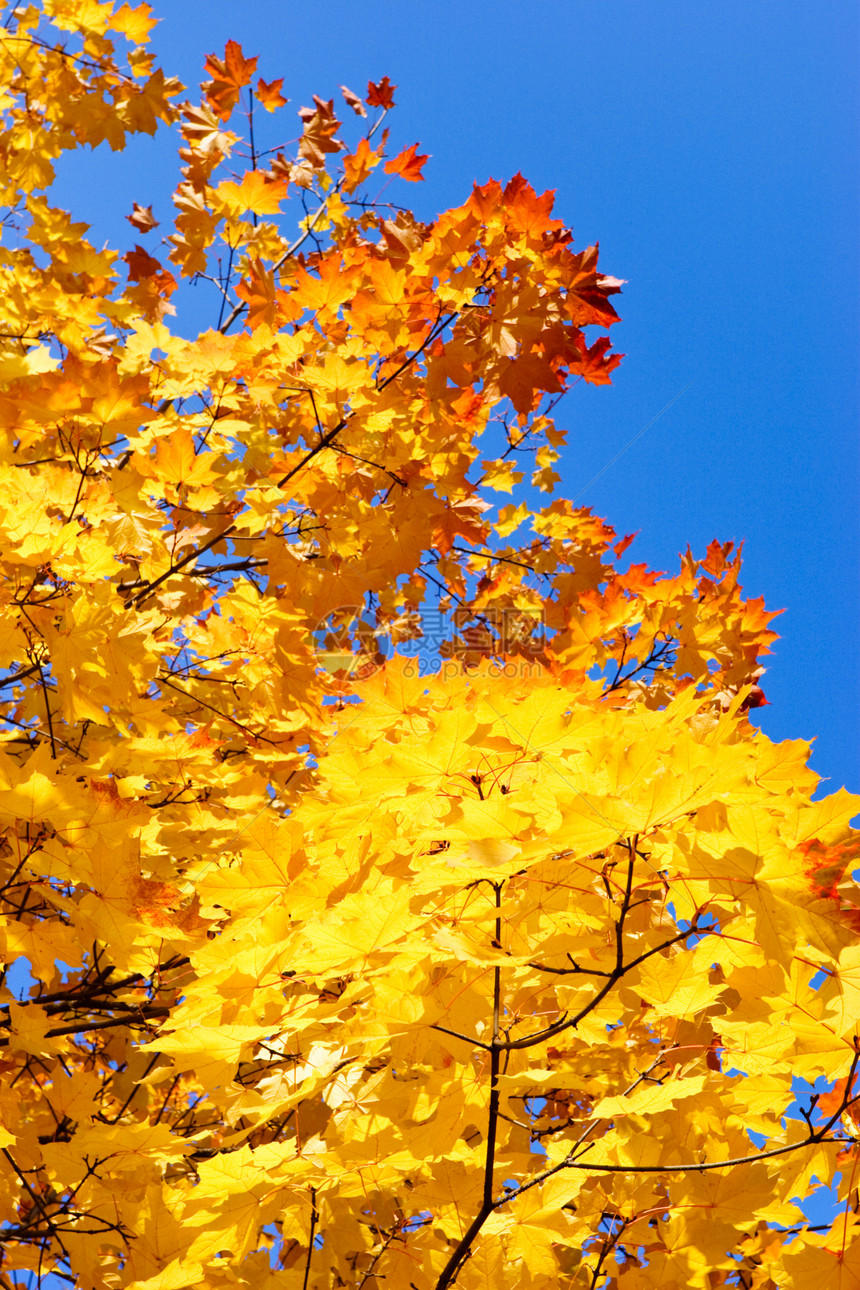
left=0, top=7, right=858, bottom=1289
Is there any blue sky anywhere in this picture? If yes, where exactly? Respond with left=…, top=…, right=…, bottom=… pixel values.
left=50, top=0, right=859, bottom=800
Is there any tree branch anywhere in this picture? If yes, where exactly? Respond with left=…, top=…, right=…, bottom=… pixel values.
left=302, top=1186, right=318, bottom=1290
left=434, top=881, right=504, bottom=1290
left=499, top=1043, right=860, bottom=1211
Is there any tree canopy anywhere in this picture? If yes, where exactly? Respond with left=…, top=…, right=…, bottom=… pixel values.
left=1, top=6, right=859, bottom=1289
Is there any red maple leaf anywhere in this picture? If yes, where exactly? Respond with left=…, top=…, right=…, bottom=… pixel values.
left=366, top=76, right=396, bottom=109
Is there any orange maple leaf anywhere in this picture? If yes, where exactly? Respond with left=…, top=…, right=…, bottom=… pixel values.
left=343, top=137, right=382, bottom=193
left=123, top=244, right=177, bottom=320
left=468, top=178, right=505, bottom=223
left=563, top=243, right=624, bottom=329
left=570, top=334, right=624, bottom=385
left=818, top=1076, right=852, bottom=1118
left=298, top=96, right=344, bottom=167
left=292, top=255, right=362, bottom=315
left=384, top=143, right=428, bottom=182
left=203, top=40, right=258, bottom=121
left=432, top=495, right=492, bottom=556
left=499, top=352, right=564, bottom=415
left=614, top=532, right=637, bottom=559
left=502, top=173, right=565, bottom=240
left=235, top=260, right=298, bottom=330
left=255, top=76, right=287, bottom=112
left=217, top=170, right=288, bottom=217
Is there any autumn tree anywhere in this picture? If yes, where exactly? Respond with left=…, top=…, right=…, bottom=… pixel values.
left=1, top=6, right=859, bottom=1289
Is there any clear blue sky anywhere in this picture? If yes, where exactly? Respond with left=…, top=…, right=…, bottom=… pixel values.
left=50, top=0, right=859, bottom=800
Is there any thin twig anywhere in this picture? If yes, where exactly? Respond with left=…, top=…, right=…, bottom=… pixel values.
left=302, top=1187, right=318, bottom=1290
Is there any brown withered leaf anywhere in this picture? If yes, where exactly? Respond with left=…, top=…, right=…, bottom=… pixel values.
left=298, top=96, right=344, bottom=167
left=379, top=213, right=427, bottom=264
left=340, top=84, right=367, bottom=117
left=126, top=202, right=158, bottom=233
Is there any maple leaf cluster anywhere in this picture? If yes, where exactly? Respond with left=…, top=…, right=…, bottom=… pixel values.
left=0, top=6, right=858, bottom=1290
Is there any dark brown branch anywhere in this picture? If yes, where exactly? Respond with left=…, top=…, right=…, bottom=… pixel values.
left=184, top=559, right=267, bottom=578
left=274, top=308, right=456, bottom=490
left=330, top=442, right=406, bottom=487
left=0, top=662, right=40, bottom=688
left=502, top=1044, right=860, bottom=1210
left=1, top=1148, right=69, bottom=1260
left=434, top=882, right=504, bottom=1290
left=357, top=1220, right=405, bottom=1290
left=0, top=1007, right=170, bottom=1048
left=449, top=544, right=536, bottom=573
left=499, top=851, right=639, bottom=1052
left=606, top=635, right=675, bottom=695
left=2, top=32, right=135, bottom=80
left=529, top=918, right=712, bottom=979
left=2, top=960, right=184, bottom=1012
left=157, top=674, right=280, bottom=745
left=219, top=109, right=389, bottom=335
left=128, top=306, right=456, bottom=610
left=98, top=1054, right=160, bottom=1125
left=589, top=1215, right=629, bottom=1289
left=34, top=661, right=57, bottom=759
left=127, top=523, right=237, bottom=607
left=302, top=1187, right=318, bottom=1290
left=430, top=1023, right=492, bottom=1053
